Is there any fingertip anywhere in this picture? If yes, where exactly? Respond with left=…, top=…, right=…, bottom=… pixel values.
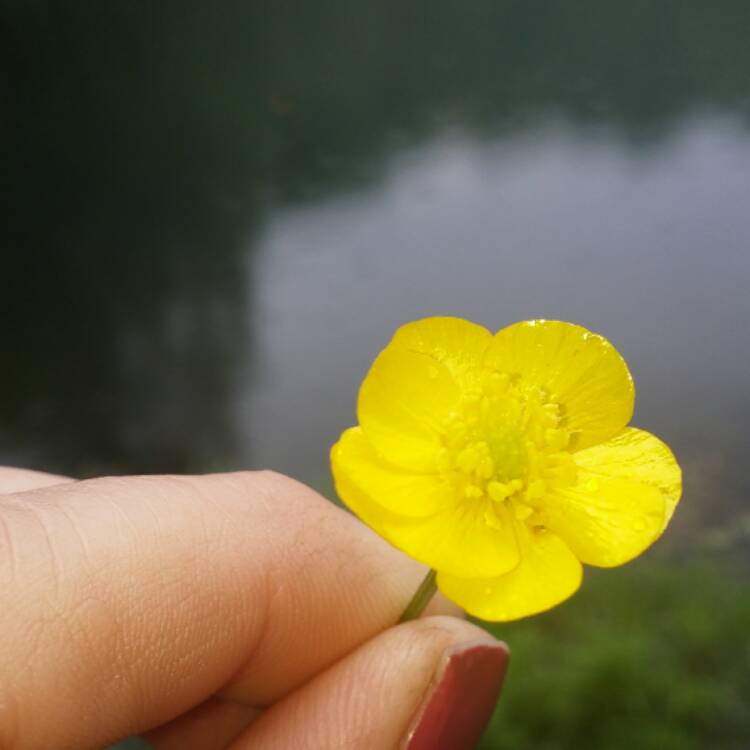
left=0, top=466, right=73, bottom=494
left=423, top=590, right=465, bottom=619
left=403, top=634, right=509, bottom=750
left=226, top=614, right=507, bottom=750
left=1, top=470, right=486, bottom=750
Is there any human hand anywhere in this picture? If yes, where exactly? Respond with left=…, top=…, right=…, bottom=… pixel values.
left=0, top=467, right=507, bottom=750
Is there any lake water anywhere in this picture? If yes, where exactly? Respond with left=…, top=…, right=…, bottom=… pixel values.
left=3, top=1, right=749, bottom=537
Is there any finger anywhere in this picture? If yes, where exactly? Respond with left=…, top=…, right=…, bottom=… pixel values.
left=142, top=595, right=460, bottom=750
left=142, top=593, right=460, bottom=750
left=228, top=616, right=508, bottom=750
left=0, top=465, right=73, bottom=494
left=145, top=698, right=260, bottom=750
left=0, top=471, right=461, bottom=750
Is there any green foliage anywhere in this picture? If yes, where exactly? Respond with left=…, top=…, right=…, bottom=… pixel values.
left=478, top=556, right=750, bottom=749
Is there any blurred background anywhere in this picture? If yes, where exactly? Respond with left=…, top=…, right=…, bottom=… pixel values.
left=2, top=1, right=749, bottom=747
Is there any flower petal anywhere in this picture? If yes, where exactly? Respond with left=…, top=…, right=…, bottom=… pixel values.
left=331, top=427, right=453, bottom=517
left=572, top=427, right=682, bottom=531
left=541, top=436, right=671, bottom=567
left=357, top=347, right=460, bottom=471
left=389, top=316, right=493, bottom=390
left=437, top=525, right=582, bottom=621
left=390, top=501, right=520, bottom=578
left=484, top=320, right=634, bottom=449
left=331, top=447, right=520, bottom=578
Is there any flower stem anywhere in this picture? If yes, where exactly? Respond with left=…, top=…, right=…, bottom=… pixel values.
left=399, top=569, right=438, bottom=623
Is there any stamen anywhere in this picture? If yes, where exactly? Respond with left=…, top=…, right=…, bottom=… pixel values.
left=443, top=367, right=578, bottom=528
left=477, top=455, right=495, bottom=479
left=513, top=503, right=534, bottom=521
left=456, top=445, right=479, bottom=473
left=464, top=483, right=484, bottom=499
left=483, top=506, right=504, bottom=529
left=526, top=479, right=546, bottom=499
left=544, top=428, right=568, bottom=451
left=488, top=481, right=510, bottom=503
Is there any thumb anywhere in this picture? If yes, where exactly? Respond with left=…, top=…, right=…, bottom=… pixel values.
left=222, top=616, right=508, bottom=750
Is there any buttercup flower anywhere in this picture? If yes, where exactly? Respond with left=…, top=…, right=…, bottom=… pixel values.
left=331, top=318, right=681, bottom=621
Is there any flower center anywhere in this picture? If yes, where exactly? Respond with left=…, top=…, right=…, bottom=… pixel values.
left=439, top=368, right=578, bottom=528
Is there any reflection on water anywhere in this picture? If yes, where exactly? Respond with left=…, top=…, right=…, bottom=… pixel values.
left=1, top=2, right=749, bottom=530
left=247, top=118, right=750, bottom=531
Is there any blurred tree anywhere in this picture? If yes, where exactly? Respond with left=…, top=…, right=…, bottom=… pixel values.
left=1, top=0, right=749, bottom=473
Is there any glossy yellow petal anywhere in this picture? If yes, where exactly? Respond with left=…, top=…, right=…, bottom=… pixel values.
left=484, top=320, right=634, bottom=449
left=332, top=453, right=520, bottom=577
left=389, top=316, right=492, bottom=389
left=331, top=427, right=453, bottom=517
left=437, top=525, right=582, bottom=621
left=541, top=454, right=667, bottom=567
left=330, top=449, right=394, bottom=541
left=573, top=427, right=681, bottom=530
left=358, top=347, right=459, bottom=471
left=391, top=501, right=520, bottom=578
left=357, top=348, right=460, bottom=472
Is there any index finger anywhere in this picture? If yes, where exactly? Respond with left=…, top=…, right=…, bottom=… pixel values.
left=0, top=465, right=73, bottom=494
left=0, top=471, right=459, bottom=750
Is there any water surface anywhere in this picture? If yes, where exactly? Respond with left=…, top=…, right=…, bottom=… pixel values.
left=2, top=1, right=749, bottom=534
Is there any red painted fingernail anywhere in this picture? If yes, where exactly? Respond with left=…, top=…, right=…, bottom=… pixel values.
left=405, top=641, right=509, bottom=750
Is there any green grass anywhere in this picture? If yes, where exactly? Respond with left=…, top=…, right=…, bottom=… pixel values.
left=477, top=554, right=750, bottom=749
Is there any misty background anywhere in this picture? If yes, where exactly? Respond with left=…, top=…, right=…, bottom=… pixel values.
left=3, top=2, right=749, bottom=747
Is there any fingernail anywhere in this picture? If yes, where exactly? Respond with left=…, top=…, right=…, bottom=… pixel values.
left=404, top=640, right=509, bottom=750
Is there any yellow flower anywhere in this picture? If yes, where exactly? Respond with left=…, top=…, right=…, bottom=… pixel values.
left=331, top=318, right=682, bottom=621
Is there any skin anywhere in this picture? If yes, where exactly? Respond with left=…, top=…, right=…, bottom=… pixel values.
left=0, top=467, right=498, bottom=750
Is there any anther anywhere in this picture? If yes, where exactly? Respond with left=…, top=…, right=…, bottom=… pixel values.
left=488, top=481, right=510, bottom=503
left=513, top=503, right=534, bottom=521
left=477, top=455, right=495, bottom=479
left=544, top=428, right=568, bottom=451
left=526, top=479, right=546, bottom=499
left=456, top=445, right=479, bottom=473
left=464, top=484, right=484, bottom=499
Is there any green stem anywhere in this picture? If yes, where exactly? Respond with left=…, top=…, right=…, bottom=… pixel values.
left=399, top=569, right=438, bottom=623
